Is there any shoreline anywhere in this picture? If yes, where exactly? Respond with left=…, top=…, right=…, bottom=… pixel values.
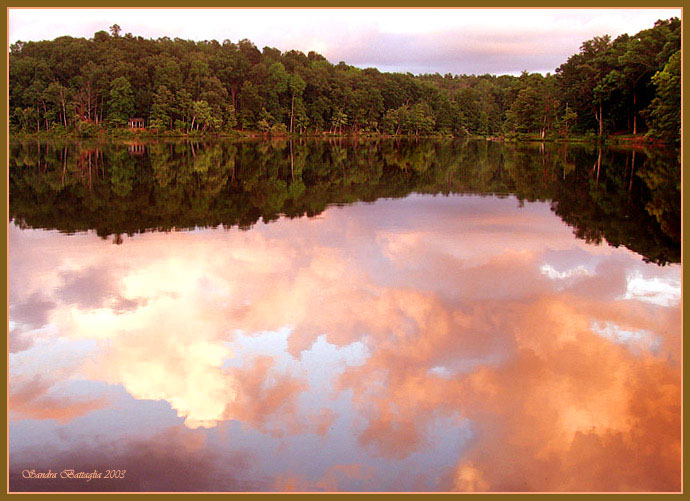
left=8, top=130, right=676, bottom=147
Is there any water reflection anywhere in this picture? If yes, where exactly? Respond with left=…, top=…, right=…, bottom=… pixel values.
left=9, top=138, right=680, bottom=264
left=8, top=140, right=681, bottom=492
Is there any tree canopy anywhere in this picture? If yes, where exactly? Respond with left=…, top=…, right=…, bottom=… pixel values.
left=9, top=18, right=680, bottom=142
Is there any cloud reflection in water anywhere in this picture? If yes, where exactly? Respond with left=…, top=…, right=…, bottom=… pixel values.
left=8, top=194, right=680, bottom=492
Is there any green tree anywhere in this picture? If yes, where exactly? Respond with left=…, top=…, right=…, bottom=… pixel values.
left=44, top=81, right=71, bottom=128
left=614, top=18, right=680, bottom=134
left=150, top=85, right=174, bottom=129
left=557, top=35, right=613, bottom=137
left=288, top=73, right=306, bottom=133
left=645, top=50, right=680, bottom=141
left=330, top=110, right=348, bottom=134
left=107, top=77, right=135, bottom=127
left=190, top=100, right=221, bottom=132
left=561, top=103, right=578, bottom=136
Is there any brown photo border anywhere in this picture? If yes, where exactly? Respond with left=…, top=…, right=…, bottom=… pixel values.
left=1, top=1, right=686, bottom=498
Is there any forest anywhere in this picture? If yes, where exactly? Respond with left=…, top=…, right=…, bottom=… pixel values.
left=8, top=18, right=681, bottom=141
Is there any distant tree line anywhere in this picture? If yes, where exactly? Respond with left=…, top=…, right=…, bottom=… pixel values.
left=9, top=19, right=680, bottom=141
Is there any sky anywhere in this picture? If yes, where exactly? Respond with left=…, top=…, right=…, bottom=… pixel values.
left=8, top=8, right=681, bottom=75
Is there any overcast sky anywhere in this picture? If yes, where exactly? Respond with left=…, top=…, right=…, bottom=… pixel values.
left=8, top=8, right=681, bottom=75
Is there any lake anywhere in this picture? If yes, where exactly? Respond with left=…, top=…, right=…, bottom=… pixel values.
left=8, top=138, right=681, bottom=492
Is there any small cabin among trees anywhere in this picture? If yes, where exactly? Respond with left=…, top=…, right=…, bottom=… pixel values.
left=128, top=118, right=145, bottom=129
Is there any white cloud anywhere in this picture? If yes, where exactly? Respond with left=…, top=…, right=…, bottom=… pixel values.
left=590, top=321, right=661, bottom=354
left=540, top=264, right=594, bottom=280
left=621, top=271, right=681, bottom=307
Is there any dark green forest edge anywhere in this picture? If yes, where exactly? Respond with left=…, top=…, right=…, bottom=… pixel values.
left=9, top=139, right=680, bottom=265
left=9, top=19, right=680, bottom=143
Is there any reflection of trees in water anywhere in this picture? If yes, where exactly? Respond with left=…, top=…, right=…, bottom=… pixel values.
left=547, top=145, right=680, bottom=265
left=9, top=138, right=680, bottom=264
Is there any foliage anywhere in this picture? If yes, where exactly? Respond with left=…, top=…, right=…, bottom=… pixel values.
left=644, top=50, right=681, bottom=141
left=108, top=77, right=135, bottom=127
left=8, top=18, right=680, bottom=141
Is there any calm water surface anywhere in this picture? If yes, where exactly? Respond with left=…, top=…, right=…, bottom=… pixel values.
left=8, top=139, right=681, bottom=492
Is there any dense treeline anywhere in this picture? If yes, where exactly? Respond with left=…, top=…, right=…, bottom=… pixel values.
left=9, top=19, right=680, bottom=141
left=9, top=138, right=680, bottom=264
